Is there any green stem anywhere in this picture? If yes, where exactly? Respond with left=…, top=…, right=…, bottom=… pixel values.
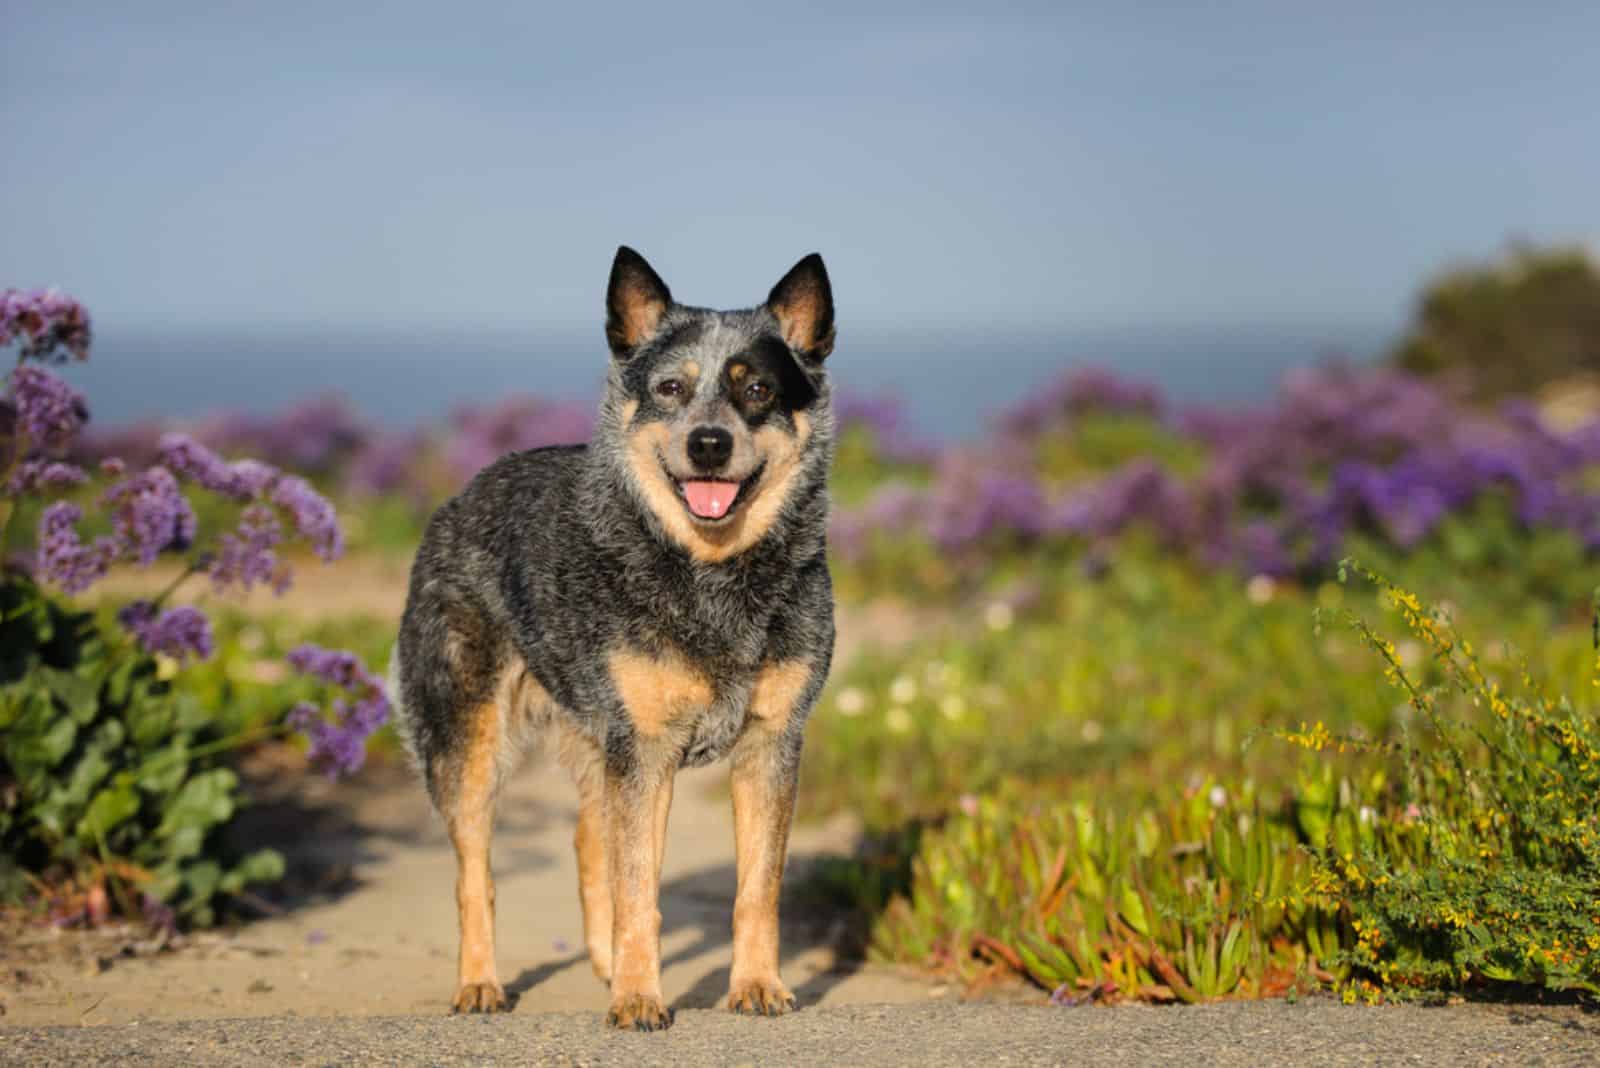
left=149, top=558, right=205, bottom=609
left=125, top=721, right=294, bottom=785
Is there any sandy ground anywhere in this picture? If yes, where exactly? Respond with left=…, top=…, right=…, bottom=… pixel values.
left=1, top=754, right=942, bottom=1028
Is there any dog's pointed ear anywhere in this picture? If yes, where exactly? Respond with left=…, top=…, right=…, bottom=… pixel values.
left=606, top=246, right=673, bottom=357
left=766, top=253, right=835, bottom=364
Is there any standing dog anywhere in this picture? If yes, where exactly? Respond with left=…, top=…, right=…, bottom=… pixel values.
left=391, top=247, right=837, bottom=1031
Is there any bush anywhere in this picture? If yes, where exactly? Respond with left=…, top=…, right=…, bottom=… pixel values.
left=1392, top=243, right=1600, bottom=398
left=0, top=575, right=283, bottom=926
left=1306, top=564, right=1600, bottom=996
left=1, top=287, right=388, bottom=928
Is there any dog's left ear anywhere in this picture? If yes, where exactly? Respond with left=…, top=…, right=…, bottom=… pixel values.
left=766, top=253, right=835, bottom=364
left=606, top=246, right=673, bottom=358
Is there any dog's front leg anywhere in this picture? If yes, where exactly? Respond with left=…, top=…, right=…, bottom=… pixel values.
left=726, top=661, right=816, bottom=1015
left=603, top=749, right=676, bottom=1031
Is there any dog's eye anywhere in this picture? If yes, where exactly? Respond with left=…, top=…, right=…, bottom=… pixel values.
left=654, top=379, right=685, bottom=399
left=744, top=381, right=772, bottom=404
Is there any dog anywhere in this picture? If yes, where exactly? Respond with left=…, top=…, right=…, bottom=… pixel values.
left=390, top=247, right=837, bottom=1031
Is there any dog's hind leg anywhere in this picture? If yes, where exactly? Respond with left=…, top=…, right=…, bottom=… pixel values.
left=439, top=697, right=509, bottom=1014
left=725, top=660, right=818, bottom=1016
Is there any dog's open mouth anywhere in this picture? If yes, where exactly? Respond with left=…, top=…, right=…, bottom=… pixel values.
left=667, top=464, right=764, bottom=523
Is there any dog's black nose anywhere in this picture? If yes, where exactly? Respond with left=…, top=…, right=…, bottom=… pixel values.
left=687, top=426, right=734, bottom=471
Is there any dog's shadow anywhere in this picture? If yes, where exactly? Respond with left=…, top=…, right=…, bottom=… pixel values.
left=502, top=854, right=867, bottom=1012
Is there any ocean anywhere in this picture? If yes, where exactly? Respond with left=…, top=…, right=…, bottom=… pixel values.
left=59, top=321, right=1393, bottom=442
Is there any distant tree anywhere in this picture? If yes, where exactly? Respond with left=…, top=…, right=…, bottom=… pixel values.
left=1392, top=243, right=1600, bottom=397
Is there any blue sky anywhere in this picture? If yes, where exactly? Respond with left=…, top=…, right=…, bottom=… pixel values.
left=3, top=2, right=1597, bottom=334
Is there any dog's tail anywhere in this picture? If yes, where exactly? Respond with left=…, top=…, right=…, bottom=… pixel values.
left=385, top=646, right=424, bottom=773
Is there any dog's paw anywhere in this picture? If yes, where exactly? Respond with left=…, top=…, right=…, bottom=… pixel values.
left=727, top=976, right=796, bottom=1017
left=605, top=992, right=672, bottom=1032
left=450, top=980, right=508, bottom=1014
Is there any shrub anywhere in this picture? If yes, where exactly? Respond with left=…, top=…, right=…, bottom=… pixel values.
left=0, top=575, right=283, bottom=926
left=1392, top=243, right=1600, bottom=398
left=1, top=287, right=387, bottom=928
left=1302, top=563, right=1600, bottom=996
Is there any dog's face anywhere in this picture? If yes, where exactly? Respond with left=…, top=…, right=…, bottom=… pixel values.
left=600, top=247, right=835, bottom=563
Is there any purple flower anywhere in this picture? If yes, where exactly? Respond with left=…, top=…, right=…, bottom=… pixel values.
left=8, top=364, right=88, bottom=448
left=345, top=431, right=428, bottom=497
left=286, top=643, right=390, bottom=779
left=7, top=459, right=88, bottom=495
left=1000, top=366, right=1165, bottom=435
left=140, top=894, right=177, bottom=938
left=210, top=504, right=287, bottom=593
left=834, top=393, right=935, bottom=464
left=446, top=396, right=593, bottom=482
left=36, top=502, right=116, bottom=594
left=103, top=466, right=196, bottom=565
left=158, top=432, right=273, bottom=500
left=196, top=396, right=369, bottom=476
left=270, top=475, right=343, bottom=561
left=117, top=601, right=214, bottom=663
left=0, top=287, right=92, bottom=362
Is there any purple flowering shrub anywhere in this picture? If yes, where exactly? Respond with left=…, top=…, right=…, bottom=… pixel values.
left=831, top=363, right=1600, bottom=585
left=1, top=288, right=388, bottom=929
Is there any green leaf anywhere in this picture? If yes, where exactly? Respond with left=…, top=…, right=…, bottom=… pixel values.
left=157, top=769, right=238, bottom=838
left=35, top=666, right=99, bottom=724
left=78, top=784, right=140, bottom=841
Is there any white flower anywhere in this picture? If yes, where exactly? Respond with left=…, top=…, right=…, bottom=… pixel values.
left=1208, top=785, right=1228, bottom=809
left=889, top=675, right=918, bottom=705
left=984, top=602, right=1014, bottom=632
left=1080, top=719, right=1104, bottom=743
left=1246, top=574, right=1275, bottom=605
left=886, top=705, right=914, bottom=734
left=836, top=687, right=867, bottom=717
left=940, top=694, right=966, bottom=721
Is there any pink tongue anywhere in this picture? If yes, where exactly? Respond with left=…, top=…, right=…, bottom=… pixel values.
left=683, top=480, right=739, bottom=519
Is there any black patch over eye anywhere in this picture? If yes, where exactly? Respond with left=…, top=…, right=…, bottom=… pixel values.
left=744, top=380, right=773, bottom=405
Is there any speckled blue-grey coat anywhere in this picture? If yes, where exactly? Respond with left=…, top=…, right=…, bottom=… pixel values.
left=391, top=247, right=837, bottom=1030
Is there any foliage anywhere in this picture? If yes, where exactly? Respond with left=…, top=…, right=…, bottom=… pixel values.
left=0, top=575, right=283, bottom=926
left=1301, top=564, right=1600, bottom=996
left=806, top=558, right=1600, bottom=1002
left=1392, top=243, right=1600, bottom=398
left=1, top=288, right=387, bottom=928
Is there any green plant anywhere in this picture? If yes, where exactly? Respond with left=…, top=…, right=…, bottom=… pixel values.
left=1392, top=242, right=1600, bottom=397
left=1299, top=564, right=1600, bottom=996
left=0, top=574, right=283, bottom=925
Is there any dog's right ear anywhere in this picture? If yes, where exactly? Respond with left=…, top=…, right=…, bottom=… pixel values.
left=606, top=246, right=673, bottom=358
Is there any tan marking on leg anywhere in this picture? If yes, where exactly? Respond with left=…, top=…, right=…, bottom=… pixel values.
left=608, top=648, right=713, bottom=737
left=623, top=417, right=812, bottom=563
left=604, top=762, right=675, bottom=1031
left=558, top=722, right=612, bottom=984
left=447, top=699, right=507, bottom=1014
left=727, top=737, right=798, bottom=1016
